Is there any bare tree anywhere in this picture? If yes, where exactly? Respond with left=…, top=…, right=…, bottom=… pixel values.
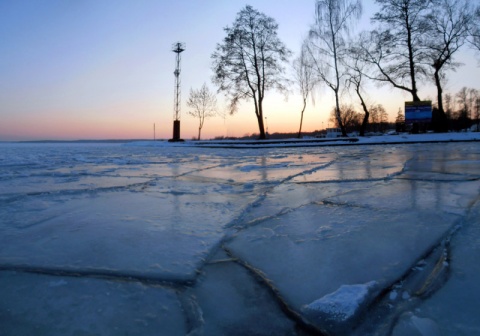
left=293, top=41, right=317, bottom=138
left=346, top=36, right=373, bottom=136
left=360, top=0, right=432, bottom=102
left=307, top=0, right=362, bottom=136
left=468, top=88, right=479, bottom=118
left=379, top=104, right=389, bottom=132
left=424, top=0, right=474, bottom=130
left=369, top=104, right=387, bottom=132
left=186, top=83, right=217, bottom=140
left=329, top=104, right=362, bottom=131
left=470, top=6, right=480, bottom=52
left=395, top=108, right=404, bottom=123
left=474, top=94, right=480, bottom=129
left=456, top=86, right=469, bottom=126
left=444, top=93, right=453, bottom=119
left=211, top=5, right=291, bottom=139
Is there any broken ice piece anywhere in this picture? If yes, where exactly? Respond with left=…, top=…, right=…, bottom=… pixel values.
left=301, top=281, right=377, bottom=334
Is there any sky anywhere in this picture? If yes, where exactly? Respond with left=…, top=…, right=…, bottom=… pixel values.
left=0, top=0, right=479, bottom=141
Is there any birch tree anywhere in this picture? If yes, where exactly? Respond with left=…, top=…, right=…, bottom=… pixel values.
left=293, top=41, right=317, bottom=138
left=307, top=0, right=362, bottom=136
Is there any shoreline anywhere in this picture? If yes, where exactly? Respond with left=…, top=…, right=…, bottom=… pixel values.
left=2, top=132, right=480, bottom=148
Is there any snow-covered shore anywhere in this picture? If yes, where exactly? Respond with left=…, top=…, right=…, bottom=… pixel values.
left=128, top=132, right=480, bottom=148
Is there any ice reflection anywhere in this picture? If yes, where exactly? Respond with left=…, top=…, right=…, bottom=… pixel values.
left=292, top=152, right=405, bottom=182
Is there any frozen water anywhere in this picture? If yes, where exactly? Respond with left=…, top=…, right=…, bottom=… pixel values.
left=391, top=200, right=480, bottom=335
left=1, top=139, right=479, bottom=335
left=226, top=203, right=459, bottom=308
left=0, top=271, right=186, bottom=335
left=182, top=250, right=297, bottom=335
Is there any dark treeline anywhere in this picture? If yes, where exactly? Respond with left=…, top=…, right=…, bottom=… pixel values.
left=437, top=87, right=480, bottom=131
left=326, top=86, right=480, bottom=134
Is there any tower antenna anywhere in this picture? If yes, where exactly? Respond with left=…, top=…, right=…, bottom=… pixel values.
left=169, top=42, right=185, bottom=142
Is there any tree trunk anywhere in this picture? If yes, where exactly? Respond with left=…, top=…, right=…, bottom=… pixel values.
left=352, top=80, right=369, bottom=136
left=358, top=97, right=369, bottom=136
left=252, top=89, right=266, bottom=139
left=297, top=98, right=307, bottom=138
left=406, top=15, right=420, bottom=102
left=330, top=18, right=347, bottom=137
left=257, top=113, right=266, bottom=139
left=334, top=91, right=347, bottom=136
left=433, top=66, right=448, bottom=132
left=198, top=127, right=201, bottom=141
left=257, top=96, right=266, bottom=139
left=434, top=69, right=443, bottom=114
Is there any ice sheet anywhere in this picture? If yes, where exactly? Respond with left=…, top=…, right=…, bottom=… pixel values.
left=0, top=187, right=253, bottom=281
left=391, top=200, right=480, bottom=335
left=0, top=271, right=186, bottom=335
left=226, top=203, right=459, bottom=309
left=181, top=250, right=297, bottom=335
left=1, top=140, right=479, bottom=334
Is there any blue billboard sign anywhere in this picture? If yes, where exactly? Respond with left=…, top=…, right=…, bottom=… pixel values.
left=405, top=101, right=432, bottom=124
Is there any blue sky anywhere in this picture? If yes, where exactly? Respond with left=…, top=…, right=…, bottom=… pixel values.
left=0, top=0, right=478, bottom=140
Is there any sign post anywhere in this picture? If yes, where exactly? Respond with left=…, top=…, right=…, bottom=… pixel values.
left=405, top=101, right=432, bottom=133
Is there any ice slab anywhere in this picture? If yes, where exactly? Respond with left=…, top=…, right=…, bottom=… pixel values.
left=392, top=313, right=442, bottom=336
left=0, top=175, right=151, bottom=197
left=291, top=148, right=407, bottom=183
left=324, top=179, right=480, bottom=216
left=239, top=181, right=372, bottom=225
left=183, top=250, right=297, bottom=335
left=392, top=200, right=480, bottom=335
left=0, top=271, right=186, bottom=335
left=0, top=188, right=252, bottom=281
left=181, top=152, right=335, bottom=185
left=403, top=146, right=480, bottom=175
left=302, top=281, right=378, bottom=334
left=226, top=202, right=459, bottom=314
left=303, top=281, right=377, bottom=322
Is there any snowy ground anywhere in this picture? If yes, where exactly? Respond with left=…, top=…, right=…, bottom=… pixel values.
left=1, top=134, right=479, bottom=335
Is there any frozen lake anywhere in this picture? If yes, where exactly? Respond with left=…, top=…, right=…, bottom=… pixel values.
left=1, top=140, right=479, bottom=335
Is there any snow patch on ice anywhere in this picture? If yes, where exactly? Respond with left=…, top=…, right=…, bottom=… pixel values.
left=389, top=290, right=398, bottom=301
left=302, top=281, right=377, bottom=322
left=402, top=291, right=411, bottom=300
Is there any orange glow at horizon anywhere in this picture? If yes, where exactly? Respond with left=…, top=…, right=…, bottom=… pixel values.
left=0, top=88, right=418, bottom=141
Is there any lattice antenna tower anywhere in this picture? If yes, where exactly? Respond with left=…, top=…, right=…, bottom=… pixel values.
left=170, top=42, right=185, bottom=142
left=172, top=42, right=185, bottom=121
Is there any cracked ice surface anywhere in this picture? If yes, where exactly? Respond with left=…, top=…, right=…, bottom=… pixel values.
left=1, top=141, right=480, bottom=335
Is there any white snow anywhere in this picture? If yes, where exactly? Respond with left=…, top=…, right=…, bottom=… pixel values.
left=303, top=281, right=377, bottom=321
left=121, top=131, right=480, bottom=148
